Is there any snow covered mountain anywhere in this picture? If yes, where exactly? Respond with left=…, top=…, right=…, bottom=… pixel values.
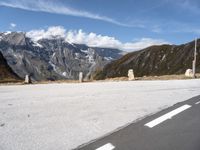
left=0, top=32, right=124, bottom=81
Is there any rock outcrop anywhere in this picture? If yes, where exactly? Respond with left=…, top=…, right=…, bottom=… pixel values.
left=0, top=51, right=21, bottom=82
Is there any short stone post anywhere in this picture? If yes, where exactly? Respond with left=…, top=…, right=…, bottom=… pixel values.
left=79, top=72, right=83, bottom=83
left=128, top=69, right=135, bottom=81
left=185, top=69, right=193, bottom=77
left=24, top=75, right=31, bottom=84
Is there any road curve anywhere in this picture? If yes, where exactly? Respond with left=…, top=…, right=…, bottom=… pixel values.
left=76, top=95, right=200, bottom=150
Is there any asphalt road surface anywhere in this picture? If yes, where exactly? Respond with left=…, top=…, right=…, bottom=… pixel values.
left=76, top=95, right=200, bottom=150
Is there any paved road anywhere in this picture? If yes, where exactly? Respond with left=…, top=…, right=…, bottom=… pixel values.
left=76, top=95, right=200, bottom=150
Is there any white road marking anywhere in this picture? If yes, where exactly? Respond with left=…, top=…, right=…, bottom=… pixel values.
left=96, top=143, right=115, bottom=150
left=195, top=101, right=200, bottom=105
left=145, top=104, right=191, bottom=128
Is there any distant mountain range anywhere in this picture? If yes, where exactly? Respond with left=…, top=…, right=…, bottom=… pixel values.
left=0, top=51, right=21, bottom=82
left=1, top=32, right=199, bottom=82
left=94, top=39, right=200, bottom=80
left=0, top=32, right=124, bottom=81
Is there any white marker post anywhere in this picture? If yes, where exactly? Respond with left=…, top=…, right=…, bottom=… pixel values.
left=24, top=75, right=30, bottom=84
left=128, top=69, right=135, bottom=80
left=79, top=72, right=83, bottom=83
left=192, top=39, right=197, bottom=78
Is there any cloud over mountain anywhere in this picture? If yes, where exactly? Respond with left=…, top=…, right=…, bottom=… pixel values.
left=26, top=26, right=169, bottom=51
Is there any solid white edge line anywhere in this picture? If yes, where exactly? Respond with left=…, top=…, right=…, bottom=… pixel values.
left=195, top=101, right=200, bottom=105
left=96, top=143, right=115, bottom=150
left=145, top=104, right=191, bottom=128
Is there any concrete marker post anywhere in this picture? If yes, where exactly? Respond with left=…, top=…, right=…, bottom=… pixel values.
left=24, top=75, right=31, bottom=84
left=79, top=72, right=83, bottom=83
left=128, top=69, right=135, bottom=81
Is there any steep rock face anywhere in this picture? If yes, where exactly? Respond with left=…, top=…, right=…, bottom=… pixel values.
left=0, top=32, right=124, bottom=81
left=94, top=40, right=200, bottom=79
left=0, top=51, right=21, bottom=82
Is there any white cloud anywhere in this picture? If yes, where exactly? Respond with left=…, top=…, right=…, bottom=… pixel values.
left=9, top=23, right=16, bottom=28
left=152, top=25, right=163, bottom=33
left=65, top=30, right=122, bottom=49
left=122, top=38, right=169, bottom=51
left=26, top=26, right=66, bottom=41
left=0, top=0, right=140, bottom=27
left=165, top=0, right=200, bottom=15
left=26, top=26, right=169, bottom=51
left=175, top=0, right=200, bottom=14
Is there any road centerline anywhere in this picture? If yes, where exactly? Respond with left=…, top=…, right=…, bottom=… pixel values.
left=144, top=104, right=191, bottom=128
left=96, top=143, right=115, bottom=150
left=195, top=101, right=200, bottom=105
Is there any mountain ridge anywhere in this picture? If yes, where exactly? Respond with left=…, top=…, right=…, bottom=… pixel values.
left=0, top=32, right=124, bottom=81
left=94, top=39, right=200, bottom=80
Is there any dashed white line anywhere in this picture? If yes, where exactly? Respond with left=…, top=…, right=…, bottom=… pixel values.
left=195, top=101, right=200, bottom=105
left=145, top=104, right=191, bottom=128
left=96, top=143, right=115, bottom=150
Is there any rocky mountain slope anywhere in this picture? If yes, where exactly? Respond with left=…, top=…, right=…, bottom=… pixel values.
left=0, top=51, right=21, bottom=82
left=94, top=39, right=200, bottom=79
left=0, top=32, right=124, bottom=81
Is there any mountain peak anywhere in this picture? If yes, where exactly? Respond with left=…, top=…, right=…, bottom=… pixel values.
left=0, top=32, right=124, bottom=81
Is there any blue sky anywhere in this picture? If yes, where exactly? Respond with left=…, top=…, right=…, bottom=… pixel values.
left=0, top=0, right=200, bottom=51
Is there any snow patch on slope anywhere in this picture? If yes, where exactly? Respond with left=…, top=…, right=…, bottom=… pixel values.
left=104, top=57, right=113, bottom=61
left=0, top=35, right=2, bottom=41
left=32, top=41, right=43, bottom=48
left=3, top=31, right=11, bottom=35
